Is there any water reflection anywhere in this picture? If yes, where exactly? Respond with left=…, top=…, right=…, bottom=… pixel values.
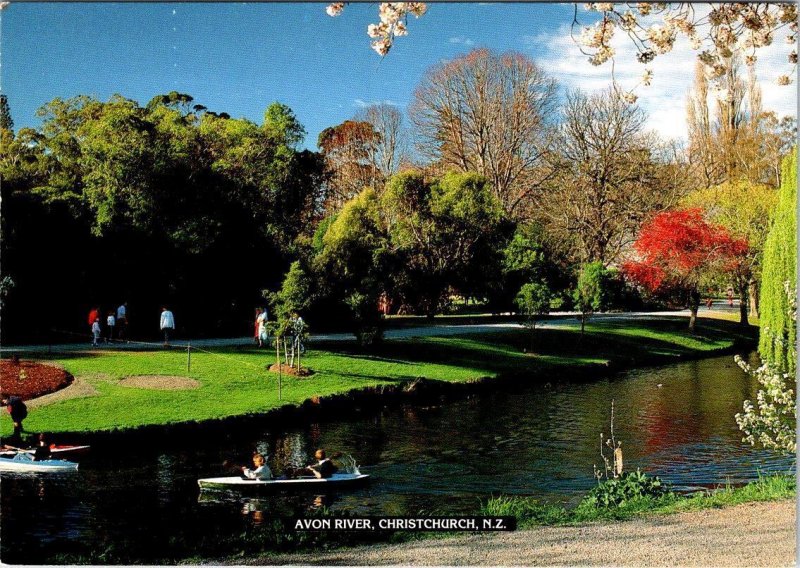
left=1, top=352, right=794, bottom=563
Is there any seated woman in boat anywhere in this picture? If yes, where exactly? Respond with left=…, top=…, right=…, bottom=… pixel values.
left=241, top=453, right=272, bottom=481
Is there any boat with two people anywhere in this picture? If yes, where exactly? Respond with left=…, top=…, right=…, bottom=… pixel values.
left=198, top=449, right=369, bottom=492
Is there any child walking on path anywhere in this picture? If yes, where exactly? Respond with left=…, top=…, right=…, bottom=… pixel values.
left=91, top=318, right=101, bottom=347
left=106, top=312, right=115, bottom=343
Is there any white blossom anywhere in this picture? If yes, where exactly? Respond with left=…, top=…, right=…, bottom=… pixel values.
left=735, top=283, right=797, bottom=455
left=371, top=38, right=392, bottom=56
left=326, top=2, right=344, bottom=17
left=619, top=11, right=636, bottom=31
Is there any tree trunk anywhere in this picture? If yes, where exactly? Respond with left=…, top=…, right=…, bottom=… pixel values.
left=734, top=274, right=749, bottom=326
left=688, top=289, right=700, bottom=333
left=738, top=290, right=749, bottom=326
left=530, top=320, right=536, bottom=351
left=748, top=278, right=759, bottom=319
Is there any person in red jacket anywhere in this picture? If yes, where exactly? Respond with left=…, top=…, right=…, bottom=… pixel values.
left=87, top=306, right=100, bottom=339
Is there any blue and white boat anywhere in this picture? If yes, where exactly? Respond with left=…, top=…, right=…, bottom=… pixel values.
left=0, top=451, right=79, bottom=472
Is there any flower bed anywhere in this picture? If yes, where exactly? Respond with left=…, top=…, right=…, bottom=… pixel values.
left=0, top=359, right=72, bottom=399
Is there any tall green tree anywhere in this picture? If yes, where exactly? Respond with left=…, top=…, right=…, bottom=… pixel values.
left=381, top=171, right=507, bottom=316
left=315, top=188, right=390, bottom=344
left=0, top=95, right=13, bottom=132
left=758, top=149, right=797, bottom=370
left=0, top=93, right=325, bottom=341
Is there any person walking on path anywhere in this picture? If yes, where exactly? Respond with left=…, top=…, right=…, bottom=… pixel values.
left=256, top=308, right=268, bottom=348
left=106, top=311, right=116, bottom=343
left=253, top=308, right=263, bottom=345
left=160, top=307, right=175, bottom=347
left=91, top=318, right=101, bottom=347
left=116, top=302, right=128, bottom=340
left=87, top=306, right=99, bottom=339
left=1, top=395, right=28, bottom=445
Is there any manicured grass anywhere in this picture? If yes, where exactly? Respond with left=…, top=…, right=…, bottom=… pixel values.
left=481, top=473, right=795, bottom=528
left=3, top=317, right=756, bottom=435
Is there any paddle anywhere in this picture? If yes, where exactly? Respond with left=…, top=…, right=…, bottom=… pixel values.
left=222, top=459, right=247, bottom=473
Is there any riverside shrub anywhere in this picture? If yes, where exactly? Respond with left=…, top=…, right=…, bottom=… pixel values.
left=580, top=470, right=670, bottom=509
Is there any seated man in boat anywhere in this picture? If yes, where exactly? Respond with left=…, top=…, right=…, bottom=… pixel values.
left=307, top=449, right=338, bottom=479
left=241, top=453, right=272, bottom=481
left=32, top=434, right=52, bottom=462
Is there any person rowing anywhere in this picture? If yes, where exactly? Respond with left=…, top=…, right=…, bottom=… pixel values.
left=241, top=453, right=272, bottom=481
left=308, top=449, right=338, bottom=479
left=284, top=449, right=339, bottom=479
left=33, top=433, right=52, bottom=462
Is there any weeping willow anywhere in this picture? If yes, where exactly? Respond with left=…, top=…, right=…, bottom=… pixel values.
left=758, top=148, right=797, bottom=371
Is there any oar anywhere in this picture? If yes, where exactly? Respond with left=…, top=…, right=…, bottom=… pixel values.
left=222, top=459, right=241, bottom=471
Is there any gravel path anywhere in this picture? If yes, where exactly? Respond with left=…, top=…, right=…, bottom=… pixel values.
left=239, top=500, right=795, bottom=567
left=2, top=311, right=701, bottom=354
left=25, top=376, right=99, bottom=408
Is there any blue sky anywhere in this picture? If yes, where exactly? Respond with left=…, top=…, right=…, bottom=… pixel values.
left=1, top=3, right=795, bottom=148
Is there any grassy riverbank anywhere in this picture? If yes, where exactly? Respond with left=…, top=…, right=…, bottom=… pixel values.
left=184, top=474, right=792, bottom=565
left=482, top=472, right=795, bottom=526
left=3, top=316, right=755, bottom=435
left=214, top=476, right=794, bottom=567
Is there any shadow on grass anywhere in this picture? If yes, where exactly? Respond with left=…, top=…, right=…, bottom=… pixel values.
left=134, top=318, right=755, bottom=387
left=328, top=318, right=755, bottom=381
left=6, top=351, right=105, bottom=361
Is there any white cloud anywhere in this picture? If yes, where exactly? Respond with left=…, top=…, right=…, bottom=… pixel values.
left=528, top=23, right=797, bottom=141
left=449, top=36, right=475, bottom=47
left=353, top=99, right=398, bottom=108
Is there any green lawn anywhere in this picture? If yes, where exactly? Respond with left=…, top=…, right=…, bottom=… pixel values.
left=5, top=317, right=756, bottom=435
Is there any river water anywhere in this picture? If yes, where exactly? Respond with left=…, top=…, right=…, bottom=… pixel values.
left=1, top=352, right=794, bottom=563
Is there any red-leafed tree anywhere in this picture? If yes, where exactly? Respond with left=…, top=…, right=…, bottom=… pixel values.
left=623, top=209, right=749, bottom=332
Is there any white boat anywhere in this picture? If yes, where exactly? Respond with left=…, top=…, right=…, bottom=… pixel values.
left=198, top=472, right=369, bottom=491
left=0, top=452, right=79, bottom=472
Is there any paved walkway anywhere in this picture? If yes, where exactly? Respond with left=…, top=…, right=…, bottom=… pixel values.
left=1, top=308, right=734, bottom=354
left=236, top=499, right=795, bottom=567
